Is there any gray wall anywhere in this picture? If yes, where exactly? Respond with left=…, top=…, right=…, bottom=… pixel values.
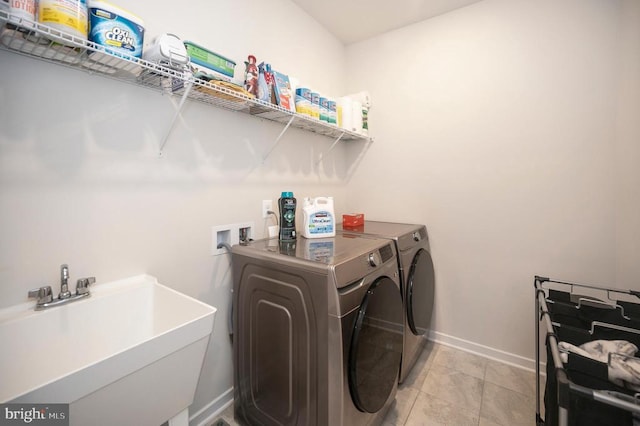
left=0, top=0, right=352, bottom=421
left=345, top=0, right=640, bottom=363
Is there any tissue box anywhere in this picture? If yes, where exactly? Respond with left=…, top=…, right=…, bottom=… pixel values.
left=342, top=213, right=364, bottom=228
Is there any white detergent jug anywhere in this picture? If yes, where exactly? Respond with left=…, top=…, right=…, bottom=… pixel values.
left=302, top=197, right=335, bottom=239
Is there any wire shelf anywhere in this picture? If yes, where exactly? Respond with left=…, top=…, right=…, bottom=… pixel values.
left=0, top=10, right=370, bottom=144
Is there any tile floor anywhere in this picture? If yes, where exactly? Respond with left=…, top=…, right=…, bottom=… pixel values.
left=213, top=342, right=539, bottom=426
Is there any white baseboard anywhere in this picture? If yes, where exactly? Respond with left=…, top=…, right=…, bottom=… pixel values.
left=429, top=330, right=540, bottom=373
left=190, top=387, right=234, bottom=426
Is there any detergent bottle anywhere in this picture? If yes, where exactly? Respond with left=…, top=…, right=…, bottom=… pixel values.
left=278, top=191, right=297, bottom=241
left=302, top=197, right=335, bottom=239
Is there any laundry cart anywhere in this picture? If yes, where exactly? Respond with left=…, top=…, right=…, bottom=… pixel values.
left=534, top=275, right=640, bottom=426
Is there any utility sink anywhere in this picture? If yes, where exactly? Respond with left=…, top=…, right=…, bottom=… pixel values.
left=0, top=274, right=216, bottom=426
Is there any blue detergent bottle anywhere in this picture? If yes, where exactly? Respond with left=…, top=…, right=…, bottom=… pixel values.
left=278, top=191, right=297, bottom=241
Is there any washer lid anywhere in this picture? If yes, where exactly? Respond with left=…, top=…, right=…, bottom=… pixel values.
left=232, top=235, right=398, bottom=288
left=233, top=234, right=391, bottom=264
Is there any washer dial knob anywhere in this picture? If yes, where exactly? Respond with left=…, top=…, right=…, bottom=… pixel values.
left=368, top=252, right=379, bottom=267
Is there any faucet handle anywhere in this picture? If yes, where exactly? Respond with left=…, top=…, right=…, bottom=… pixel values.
left=76, top=277, right=95, bottom=295
left=28, top=286, right=53, bottom=304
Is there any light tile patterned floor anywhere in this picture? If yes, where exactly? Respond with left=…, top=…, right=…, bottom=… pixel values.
left=385, top=343, right=537, bottom=426
left=212, top=342, right=538, bottom=426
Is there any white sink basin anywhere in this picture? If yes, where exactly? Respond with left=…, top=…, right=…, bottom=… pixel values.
left=0, top=274, right=216, bottom=426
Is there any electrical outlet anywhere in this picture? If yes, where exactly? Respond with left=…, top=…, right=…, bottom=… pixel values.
left=262, top=200, right=273, bottom=218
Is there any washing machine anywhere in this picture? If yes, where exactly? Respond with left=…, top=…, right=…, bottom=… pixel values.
left=338, top=221, right=435, bottom=383
left=232, top=234, right=403, bottom=426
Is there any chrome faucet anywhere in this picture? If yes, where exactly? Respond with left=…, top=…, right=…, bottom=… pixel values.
left=59, top=264, right=71, bottom=299
left=28, top=264, right=95, bottom=310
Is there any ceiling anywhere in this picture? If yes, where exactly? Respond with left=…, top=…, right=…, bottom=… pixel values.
left=290, top=0, right=484, bottom=45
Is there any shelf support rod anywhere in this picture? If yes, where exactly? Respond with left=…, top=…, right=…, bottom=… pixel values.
left=159, top=80, right=194, bottom=157
left=316, top=132, right=345, bottom=164
left=345, top=137, right=374, bottom=181
left=262, top=115, right=295, bottom=163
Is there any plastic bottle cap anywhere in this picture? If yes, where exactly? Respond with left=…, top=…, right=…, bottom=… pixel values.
left=281, top=191, right=293, bottom=197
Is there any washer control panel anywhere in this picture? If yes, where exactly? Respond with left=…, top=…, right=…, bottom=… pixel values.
left=333, top=242, right=397, bottom=287
left=365, top=243, right=394, bottom=268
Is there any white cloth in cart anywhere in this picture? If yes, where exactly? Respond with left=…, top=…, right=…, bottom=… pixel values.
left=558, top=340, right=640, bottom=391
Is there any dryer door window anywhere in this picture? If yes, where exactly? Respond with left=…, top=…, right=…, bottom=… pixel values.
left=348, top=276, right=403, bottom=413
left=407, top=248, right=435, bottom=336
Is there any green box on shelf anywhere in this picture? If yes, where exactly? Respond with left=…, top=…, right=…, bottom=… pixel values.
left=183, top=41, right=236, bottom=78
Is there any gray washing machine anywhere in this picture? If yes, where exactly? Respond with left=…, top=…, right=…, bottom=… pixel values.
left=232, top=234, right=403, bottom=426
left=339, top=221, right=435, bottom=383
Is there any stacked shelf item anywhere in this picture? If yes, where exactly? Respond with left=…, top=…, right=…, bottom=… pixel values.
left=535, top=276, right=640, bottom=426
left=0, top=10, right=369, bottom=143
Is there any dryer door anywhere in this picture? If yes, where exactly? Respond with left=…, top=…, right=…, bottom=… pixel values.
left=348, top=276, right=403, bottom=413
left=407, top=248, right=435, bottom=336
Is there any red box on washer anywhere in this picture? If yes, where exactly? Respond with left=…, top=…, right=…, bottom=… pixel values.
left=342, top=213, right=364, bottom=228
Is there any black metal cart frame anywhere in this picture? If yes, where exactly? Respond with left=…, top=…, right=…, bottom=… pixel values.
left=535, top=275, right=640, bottom=426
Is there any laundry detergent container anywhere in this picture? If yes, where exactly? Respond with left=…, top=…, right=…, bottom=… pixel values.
left=88, top=0, right=144, bottom=59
